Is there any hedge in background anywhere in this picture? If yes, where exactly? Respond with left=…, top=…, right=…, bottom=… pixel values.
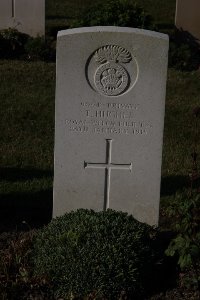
left=33, top=209, right=155, bottom=299
left=72, top=0, right=154, bottom=29
left=24, top=36, right=56, bottom=61
left=169, top=29, right=200, bottom=71
left=0, top=28, right=28, bottom=59
left=0, top=28, right=55, bottom=61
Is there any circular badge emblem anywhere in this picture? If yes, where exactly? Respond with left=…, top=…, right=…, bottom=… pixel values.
left=95, top=62, right=129, bottom=96
left=86, top=45, right=138, bottom=97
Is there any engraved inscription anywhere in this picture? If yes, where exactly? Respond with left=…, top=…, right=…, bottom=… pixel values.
left=81, top=102, right=139, bottom=110
left=65, top=101, right=153, bottom=136
left=86, top=45, right=138, bottom=97
left=84, top=139, right=132, bottom=210
left=85, top=109, right=134, bottom=119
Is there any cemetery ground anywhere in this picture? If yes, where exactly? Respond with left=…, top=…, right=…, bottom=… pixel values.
left=0, top=0, right=200, bottom=299
left=1, top=62, right=200, bottom=229
left=0, top=60, right=200, bottom=300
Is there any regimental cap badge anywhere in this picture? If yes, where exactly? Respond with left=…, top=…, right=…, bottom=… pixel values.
left=94, top=45, right=132, bottom=64
left=86, top=44, right=139, bottom=97
left=94, top=45, right=132, bottom=96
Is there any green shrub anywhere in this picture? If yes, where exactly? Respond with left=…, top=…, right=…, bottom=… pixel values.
left=169, top=29, right=200, bottom=71
left=72, top=0, right=154, bottom=30
left=0, top=28, right=28, bottom=59
left=0, top=230, right=57, bottom=299
left=165, top=191, right=200, bottom=290
left=25, top=36, right=56, bottom=61
left=0, top=28, right=56, bottom=61
left=33, top=209, right=155, bottom=299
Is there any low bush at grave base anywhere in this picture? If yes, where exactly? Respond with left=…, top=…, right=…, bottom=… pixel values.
left=33, top=209, right=155, bottom=299
left=0, top=208, right=198, bottom=299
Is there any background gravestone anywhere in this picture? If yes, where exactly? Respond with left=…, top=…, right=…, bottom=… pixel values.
left=175, top=0, right=200, bottom=42
left=0, top=0, right=45, bottom=37
left=53, top=27, right=169, bottom=226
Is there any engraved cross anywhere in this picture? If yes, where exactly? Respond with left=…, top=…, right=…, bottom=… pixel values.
left=11, top=0, right=15, bottom=18
left=84, top=139, right=132, bottom=210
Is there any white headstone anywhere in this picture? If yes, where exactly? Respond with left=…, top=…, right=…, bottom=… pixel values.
left=175, top=0, right=200, bottom=42
left=53, top=27, right=169, bottom=226
left=0, top=0, right=45, bottom=37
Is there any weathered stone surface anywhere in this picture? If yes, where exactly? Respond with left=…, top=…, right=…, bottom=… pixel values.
left=0, top=0, right=45, bottom=37
left=175, top=0, right=200, bottom=42
left=53, top=27, right=169, bottom=226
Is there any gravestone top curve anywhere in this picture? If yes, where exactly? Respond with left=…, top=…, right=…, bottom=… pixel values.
left=58, top=26, right=168, bottom=40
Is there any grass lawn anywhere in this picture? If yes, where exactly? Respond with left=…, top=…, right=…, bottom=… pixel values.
left=0, top=0, right=199, bottom=228
left=163, top=69, right=200, bottom=178
left=0, top=0, right=199, bottom=230
left=0, top=61, right=55, bottom=229
left=0, top=59, right=199, bottom=229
